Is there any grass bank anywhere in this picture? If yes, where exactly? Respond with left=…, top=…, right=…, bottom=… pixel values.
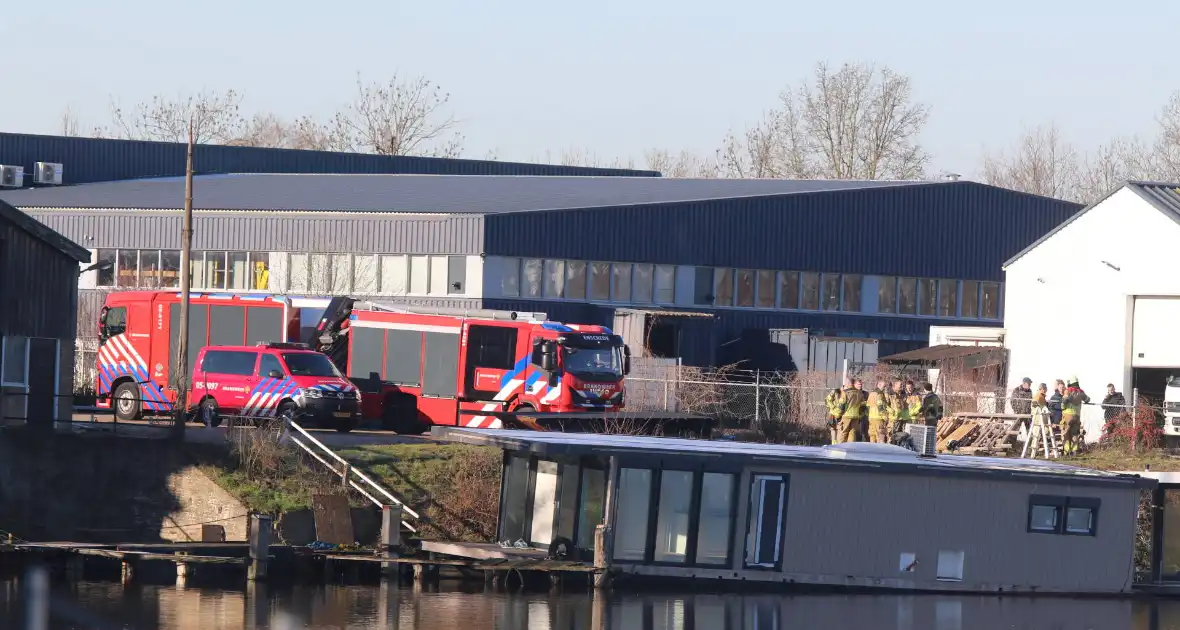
left=187, top=437, right=501, bottom=543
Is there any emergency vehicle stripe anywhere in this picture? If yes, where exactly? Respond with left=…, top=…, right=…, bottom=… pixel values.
left=465, top=358, right=539, bottom=429
left=97, top=334, right=172, bottom=411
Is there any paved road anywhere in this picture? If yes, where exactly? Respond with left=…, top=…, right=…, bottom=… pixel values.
left=65, top=413, right=431, bottom=447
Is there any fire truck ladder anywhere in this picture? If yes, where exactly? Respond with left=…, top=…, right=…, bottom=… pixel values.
left=356, top=301, right=549, bottom=323
left=284, top=420, right=419, bottom=532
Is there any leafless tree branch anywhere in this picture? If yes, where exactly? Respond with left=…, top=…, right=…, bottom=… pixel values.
left=644, top=148, right=721, bottom=178
left=109, top=89, right=246, bottom=144
left=326, top=73, right=464, bottom=157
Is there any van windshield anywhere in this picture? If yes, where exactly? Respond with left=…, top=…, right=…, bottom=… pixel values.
left=282, top=353, right=342, bottom=378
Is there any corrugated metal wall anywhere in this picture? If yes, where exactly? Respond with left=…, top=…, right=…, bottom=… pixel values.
left=0, top=218, right=81, bottom=340
left=0, top=133, right=660, bottom=184
left=482, top=182, right=1082, bottom=282
left=25, top=210, right=483, bottom=254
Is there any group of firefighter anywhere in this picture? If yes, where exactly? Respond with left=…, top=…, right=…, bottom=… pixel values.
left=824, top=377, right=942, bottom=445
left=1010, top=376, right=1093, bottom=456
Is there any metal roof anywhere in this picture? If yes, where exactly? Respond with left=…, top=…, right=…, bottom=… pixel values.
left=0, top=173, right=937, bottom=214
left=431, top=427, right=1154, bottom=489
left=0, top=199, right=89, bottom=262
left=880, top=344, right=1006, bottom=364
left=1003, top=181, right=1180, bottom=268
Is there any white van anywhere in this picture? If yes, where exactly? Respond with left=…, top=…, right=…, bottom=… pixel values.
left=1166, top=377, right=1180, bottom=444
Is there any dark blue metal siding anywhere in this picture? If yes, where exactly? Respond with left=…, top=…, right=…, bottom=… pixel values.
left=0, top=133, right=660, bottom=184
left=483, top=182, right=1082, bottom=281
left=483, top=298, right=982, bottom=367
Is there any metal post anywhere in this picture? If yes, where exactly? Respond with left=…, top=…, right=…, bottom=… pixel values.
left=1132, top=388, right=1140, bottom=452
left=380, top=505, right=401, bottom=579
left=341, top=463, right=351, bottom=491
left=842, top=358, right=850, bottom=385
left=172, top=122, right=195, bottom=443
left=248, top=514, right=272, bottom=581
left=754, top=369, right=761, bottom=431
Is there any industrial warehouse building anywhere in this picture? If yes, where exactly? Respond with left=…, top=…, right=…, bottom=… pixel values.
left=0, top=199, right=89, bottom=424
left=0, top=173, right=1081, bottom=368
left=1003, top=181, right=1180, bottom=437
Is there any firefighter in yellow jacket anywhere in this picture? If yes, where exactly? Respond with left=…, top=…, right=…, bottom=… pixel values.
left=1061, top=376, right=1090, bottom=456
left=837, top=378, right=865, bottom=443
left=866, top=379, right=890, bottom=443
left=887, top=379, right=908, bottom=439
left=904, top=380, right=922, bottom=424
left=825, top=388, right=843, bottom=444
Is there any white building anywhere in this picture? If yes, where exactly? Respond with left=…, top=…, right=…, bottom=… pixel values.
left=1003, top=181, right=1180, bottom=439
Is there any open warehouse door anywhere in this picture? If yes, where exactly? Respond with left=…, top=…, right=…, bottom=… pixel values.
left=1131, top=297, right=1180, bottom=444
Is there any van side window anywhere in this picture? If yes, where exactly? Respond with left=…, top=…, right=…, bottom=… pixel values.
left=258, top=354, right=284, bottom=378
left=202, top=350, right=258, bottom=376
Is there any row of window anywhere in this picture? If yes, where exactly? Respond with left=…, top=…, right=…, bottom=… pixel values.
left=498, top=257, right=1002, bottom=319
left=1027, top=495, right=1099, bottom=536
left=614, top=467, right=735, bottom=566
left=92, top=249, right=469, bottom=296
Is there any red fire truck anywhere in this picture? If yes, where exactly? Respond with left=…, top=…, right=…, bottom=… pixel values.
left=311, top=298, right=636, bottom=434
left=95, top=291, right=304, bottom=420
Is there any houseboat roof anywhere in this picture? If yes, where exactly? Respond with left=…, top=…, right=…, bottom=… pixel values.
left=431, top=428, right=1156, bottom=490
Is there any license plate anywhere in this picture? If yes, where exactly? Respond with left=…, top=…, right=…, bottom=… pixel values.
left=333, top=411, right=351, bottom=419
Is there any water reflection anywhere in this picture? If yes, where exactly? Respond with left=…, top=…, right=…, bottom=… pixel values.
left=4, top=572, right=1180, bottom=629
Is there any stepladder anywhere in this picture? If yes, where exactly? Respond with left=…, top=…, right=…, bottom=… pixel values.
left=1021, top=406, right=1059, bottom=459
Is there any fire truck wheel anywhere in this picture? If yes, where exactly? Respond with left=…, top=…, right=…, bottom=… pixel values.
left=199, top=399, right=223, bottom=428
left=113, top=382, right=142, bottom=422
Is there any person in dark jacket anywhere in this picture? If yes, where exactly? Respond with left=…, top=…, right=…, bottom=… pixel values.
left=919, top=382, right=943, bottom=427
left=1102, top=383, right=1127, bottom=424
left=1048, top=380, right=1065, bottom=424
left=1011, top=377, right=1033, bottom=415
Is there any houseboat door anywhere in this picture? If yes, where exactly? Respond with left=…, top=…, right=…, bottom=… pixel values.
left=745, top=474, right=787, bottom=569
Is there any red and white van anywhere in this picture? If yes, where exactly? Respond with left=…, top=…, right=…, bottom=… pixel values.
left=191, top=343, right=360, bottom=432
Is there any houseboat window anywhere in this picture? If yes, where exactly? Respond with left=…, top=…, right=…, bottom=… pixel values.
left=1065, top=507, right=1095, bottom=535
left=696, top=473, right=735, bottom=565
left=577, top=468, right=606, bottom=550
left=1027, top=495, right=1098, bottom=536
left=557, top=463, right=581, bottom=541
left=654, top=471, right=694, bottom=563
left=1028, top=504, right=1060, bottom=532
left=936, top=550, right=965, bottom=581
left=530, top=461, right=559, bottom=546
left=499, top=456, right=530, bottom=542
left=613, top=468, right=653, bottom=561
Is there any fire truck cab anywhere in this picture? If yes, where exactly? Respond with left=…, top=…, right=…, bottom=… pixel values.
left=312, top=299, right=632, bottom=434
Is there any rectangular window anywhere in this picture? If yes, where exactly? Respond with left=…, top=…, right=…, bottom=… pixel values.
left=960, top=280, right=980, bottom=318
left=613, top=468, right=653, bottom=561
left=204, top=251, right=228, bottom=290
left=696, top=472, right=734, bottom=565
left=589, top=262, right=611, bottom=301
left=577, top=468, right=606, bottom=551
left=1028, top=495, right=1099, bottom=536
left=693, top=268, right=713, bottom=306
left=655, top=265, right=676, bottom=304
left=159, top=250, right=181, bottom=289
left=801, top=272, right=820, bottom=310
left=780, top=271, right=800, bottom=309
left=756, top=270, right=775, bottom=308
left=878, top=276, right=897, bottom=314
left=612, top=264, right=632, bottom=302
left=409, top=255, right=429, bottom=294
left=138, top=250, right=161, bottom=288
left=379, top=255, right=407, bottom=295
left=288, top=253, right=308, bottom=292
left=898, top=277, right=917, bottom=315
left=544, top=259, right=566, bottom=298
left=653, top=470, right=694, bottom=564
left=117, top=249, right=138, bottom=287
left=735, top=269, right=755, bottom=307
left=821, top=274, right=841, bottom=311
left=328, top=254, right=349, bottom=294
left=95, top=249, right=117, bottom=287
left=564, top=260, right=587, bottom=300
left=429, top=256, right=448, bottom=295
left=248, top=252, right=273, bottom=291
left=447, top=256, right=466, bottom=294
left=938, top=280, right=958, bottom=317
left=936, top=550, right=965, bottom=582
left=308, top=254, right=331, bottom=294
left=522, top=258, right=543, bottom=298
left=981, top=282, right=1001, bottom=319
left=2, top=336, right=28, bottom=385
left=713, top=268, right=734, bottom=306
left=227, top=251, right=250, bottom=290
left=632, top=264, right=654, bottom=303
left=842, top=274, right=862, bottom=312
left=500, top=257, right=521, bottom=297
left=258, top=353, right=284, bottom=378
left=354, top=255, right=378, bottom=294
left=919, top=278, right=937, bottom=316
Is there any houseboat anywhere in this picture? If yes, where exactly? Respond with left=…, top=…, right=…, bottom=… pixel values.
left=432, top=427, right=1154, bottom=595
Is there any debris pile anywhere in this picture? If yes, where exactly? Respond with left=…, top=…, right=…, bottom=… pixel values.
left=935, top=413, right=1023, bottom=455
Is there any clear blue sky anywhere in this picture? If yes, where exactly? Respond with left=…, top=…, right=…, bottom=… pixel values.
left=3, top=0, right=1177, bottom=175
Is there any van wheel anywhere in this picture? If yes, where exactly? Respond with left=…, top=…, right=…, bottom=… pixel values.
left=199, top=399, right=223, bottom=428
left=335, top=417, right=356, bottom=434
left=113, top=382, right=142, bottom=422
left=383, top=393, right=428, bottom=435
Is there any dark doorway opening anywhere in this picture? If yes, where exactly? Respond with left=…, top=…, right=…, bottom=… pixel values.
left=1133, top=367, right=1180, bottom=405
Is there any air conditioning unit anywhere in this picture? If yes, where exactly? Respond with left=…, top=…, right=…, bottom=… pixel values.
left=0, top=165, right=23, bottom=188
left=906, top=423, right=938, bottom=457
left=33, top=162, right=63, bottom=185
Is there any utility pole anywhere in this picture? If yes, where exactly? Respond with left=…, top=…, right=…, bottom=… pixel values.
left=172, top=121, right=195, bottom=442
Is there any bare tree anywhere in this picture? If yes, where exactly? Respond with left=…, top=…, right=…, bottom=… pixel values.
left=543, top=148, right=637, bottom=170
left=60, top=106, right=81, bottom=137
left=1077, top=136, right=1155, bottom=202
left=981, top=124, right=1082, bottom=200
left=719, top=62, right=931, bottom=179
left=644, top=149, right=721, bottom=178
left=109, top=89, right=246, bottom=144
left=229, top=113, right=338, bottom=151
left=325, top=74, right=463, bottom=157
